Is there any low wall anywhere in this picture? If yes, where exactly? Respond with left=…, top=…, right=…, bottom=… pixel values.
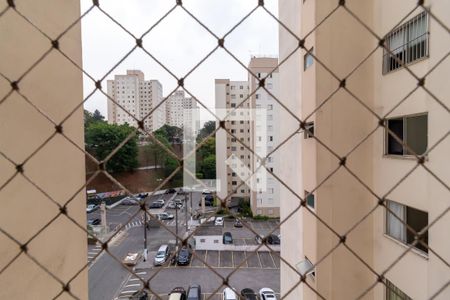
left=194, top=235, right=280, bottom=252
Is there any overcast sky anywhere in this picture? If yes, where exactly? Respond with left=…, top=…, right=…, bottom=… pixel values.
left=81, top=0, right=279, bottom=121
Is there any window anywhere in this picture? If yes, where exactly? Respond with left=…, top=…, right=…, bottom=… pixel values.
left=386, top=200, right=428, bottom=253
left=230, top=103, right=236, bottom=108
left=305, top=191, right=315, bottom=209
left=385, top=279, right=412, bottom=300
left=232, top=181, right=237, bottom=185
left=231, top=172, right=236, bottom=177
left=383, top=12, right=429, bottom=74
left=267, top=104, right=273, bottom=110
left=256, top=94, right=259, bottom=99
left=304, top=121, right=314, bottom=139
left=231, top=146, right=236, bottom=151
left=304, top=47, right=314, bottom=70
left=385, top=114, right=427, bottom=156
left=269, top=136, right=273, bottom=142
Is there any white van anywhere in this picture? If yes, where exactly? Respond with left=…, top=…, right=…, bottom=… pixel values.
left=223, top=287, right=238, bottom=300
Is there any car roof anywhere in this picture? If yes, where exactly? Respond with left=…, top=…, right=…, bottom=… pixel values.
left=158, top=244, right=168, bottom=251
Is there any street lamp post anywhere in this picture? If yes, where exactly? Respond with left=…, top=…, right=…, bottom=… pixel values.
left=143, top=208, right=148, bottom=261
left=175, top=204, right=178, bottom=246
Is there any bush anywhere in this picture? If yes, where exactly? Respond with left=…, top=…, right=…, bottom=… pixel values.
left=238, top=198, right=253, bottom=218
left=253, top=215, right=270, bottom=221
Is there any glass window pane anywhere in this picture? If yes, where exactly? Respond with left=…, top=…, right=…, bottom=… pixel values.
left=406, top=114, right=427, bottom=155
left=387, top=118, right=404, bottom=155
left=406, top=206, right=428, bottom=253
left=386, top=201, right=406, bottom=242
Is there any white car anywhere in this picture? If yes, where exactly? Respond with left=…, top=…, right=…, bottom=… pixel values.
left=202, top=189, right=212, bottom=194
left=259, top=288, right=277, bottom=300
left=157, top=212, right=174, bottom=220
left=155, top=199, right=165, bottom=205
left=86, top=204, right=97, bottom=213
left=215, top=217, right=224, bottom=226
left=122, top=252, right=141, bottom=266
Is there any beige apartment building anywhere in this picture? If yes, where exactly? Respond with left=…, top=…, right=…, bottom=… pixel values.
left=215, top=79, right=252, bottom=202
left=0, top=1, right=87, bottom=299
left=279, top=1, right=450, bottom=300
left=216, top=57, right=281, bottom=217
left=166, top=89, right=198, bottom=132
left=107, top=70, right=165, bottom=132
left=248, top=57, right=281, bottom=217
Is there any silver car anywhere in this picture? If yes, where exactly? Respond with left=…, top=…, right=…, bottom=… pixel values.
left=154, top=244, right=169, bottom=266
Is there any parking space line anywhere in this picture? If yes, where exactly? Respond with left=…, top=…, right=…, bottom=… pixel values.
left=135, top=272, right=146, bottom=275
left=125, top=284, right=141, bottom=288
left=257, top=252, right=263, bottom=268
left=231, top=251, right=234, bottom=268
left=129, top=278, right=140, bottom=281
left=269, top=252, right=277, bottom=268
left=217, top=251, right=222, bottom=268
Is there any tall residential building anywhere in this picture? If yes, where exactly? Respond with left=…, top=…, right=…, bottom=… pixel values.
left=107, top=70, right=165, bottom=132
left=166, top=89, right=198, bottom=131
left=215, top=57, right=280, bottom=217
left=215, top=79, right=252, bottom=202
left=278, top=1, right=450, bottom=300
left=249, top=57, right=280, bottom=217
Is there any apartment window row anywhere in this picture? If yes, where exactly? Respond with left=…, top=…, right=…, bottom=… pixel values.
left=383, top=12, right=429, bottom=74
left=386, top=200, right=428, bottom=254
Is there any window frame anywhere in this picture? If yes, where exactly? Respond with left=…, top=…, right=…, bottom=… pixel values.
left=382, top=12, right=429, bottom=74
left=385, top=279, right=412, bottom=300
left=385, top=200, right=429, bottom=255
left=384, top=113, right=428, bottom=157
left=304, top=47, right=314, bottom=71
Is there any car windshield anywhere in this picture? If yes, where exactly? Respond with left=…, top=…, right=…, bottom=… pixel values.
left=156, top=251, right=165, bottom=257
left=225, top=236, right=232, bottom=242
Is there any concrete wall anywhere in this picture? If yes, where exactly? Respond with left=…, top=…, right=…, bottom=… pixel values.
left=0, top=1, right=87, bottom=299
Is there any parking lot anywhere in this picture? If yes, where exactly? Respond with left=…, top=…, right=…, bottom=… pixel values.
left=115, top=250, right=280, bottom=299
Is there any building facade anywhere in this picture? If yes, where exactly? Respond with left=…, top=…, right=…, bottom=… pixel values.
left=215, top=79, right=252, bottom=203
left=278, top=1, right=450, bottom=300
left=215, top=57, right=281, bottom=217
left=166, top=89, right=198, bottom=131
left=107, top=70, right=165, bottom=132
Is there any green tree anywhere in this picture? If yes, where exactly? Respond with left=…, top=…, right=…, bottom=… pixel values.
left=84, top=109, right=105, bottom=129
left=200, top=154, right=216, bottom=179
left=85, top=122, right=138, bottom=173
left=155, top=124, right=183, bottom=144
left=196, top=120, right=215, bottom=142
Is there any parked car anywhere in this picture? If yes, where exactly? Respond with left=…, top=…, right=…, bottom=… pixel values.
left=154, top=244, right=170, bottom=266
left=176, top=246, right=192, bottom=265
left=121, top=197, right=139, bottom=205
left=169, top=287, right=186, bottom=300
left=86, top=204, right=98, bottom=213
left=259, top=288, right=277, bottom=300
left=267, top=234, right=280, bottom=245
left=223, top=287, right=238, bottom=300
left=205, top=194, right=214, bottom=202
left=149, top=202, right=162, bottom=209
left=155, top=199, right=165, bottom=205
left=215, top=217, right=224, bottom=226
left=165, top=188, right=177, bottom=194
left=199, top=200, right=214, bottom=207
left=202, top=189, right=212, bottom=195
left=223, top=232, right=233, bottom=244
left=187, top=284, right=201, bottom=300
left=255, top=234, right=280, bottom=245
left=87, top=218, right=101, bottom=226
left=168, top=201, right=177, bottom=209
left=240, top=288, right=258, bottom=300
left=158, top=212, right=174, bottom=220
left=138, top=192, right=148, bottom=199
left=122, top=252, right=141, bottom=266
left=234, top=219, right=243, bottom=228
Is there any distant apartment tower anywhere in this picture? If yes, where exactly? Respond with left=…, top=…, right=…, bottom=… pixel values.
left=215, top=57, right=280, bottom=217
left=215, top=79, right=252, bottom=202
left=248, top=57, right=280, bottom=217
left=166, top=90, right=198, bottom=131
left=107, top=70, right=165, bottom=131
left=278, top=1, right=450, bottom=300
